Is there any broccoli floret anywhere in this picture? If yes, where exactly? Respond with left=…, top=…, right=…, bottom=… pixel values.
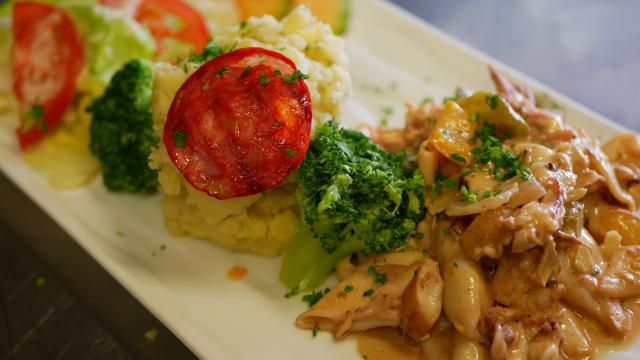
left=280, top=121, right=425, bottom=291
left=88, top=59, right=158, bottom=193
left=300, top=121, right=425, bottom=253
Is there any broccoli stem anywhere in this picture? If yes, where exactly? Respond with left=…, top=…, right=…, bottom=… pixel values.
left=280, top=221, right=365, bottom=292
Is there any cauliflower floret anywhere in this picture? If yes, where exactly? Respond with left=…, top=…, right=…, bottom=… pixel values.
left=149, top=6, right=351, bottom=255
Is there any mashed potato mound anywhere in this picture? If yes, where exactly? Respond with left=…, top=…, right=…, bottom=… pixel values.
left=149, top=6, right=351, bottom=256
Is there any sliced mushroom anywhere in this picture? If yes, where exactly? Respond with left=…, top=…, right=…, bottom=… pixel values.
left=401, top=258, right=443, bottom=341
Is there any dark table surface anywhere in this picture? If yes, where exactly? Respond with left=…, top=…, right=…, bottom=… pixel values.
left=1, top=1, right=638, bottom=359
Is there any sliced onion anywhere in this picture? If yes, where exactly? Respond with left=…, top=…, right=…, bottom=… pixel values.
left=587, top=147, right=635, bottom=211
left=508, top=176, right=546, bottom=208
left=446, top=182, right=518, bottom=216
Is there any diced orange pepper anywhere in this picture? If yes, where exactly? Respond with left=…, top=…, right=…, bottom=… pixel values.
left=426, top=101, right=476, bottom=165
left=458, top=91, right=529, bottom=138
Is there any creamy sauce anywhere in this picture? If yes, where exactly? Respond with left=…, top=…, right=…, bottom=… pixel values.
left=421, top=329, right=454, bottom=360
left=355, top=305, right=640, bottom=360
left=357, top=328, right=422, bottom=360
left=226, top=265, right=248, bottom=280
left=578, top=299, right=640, bottom=359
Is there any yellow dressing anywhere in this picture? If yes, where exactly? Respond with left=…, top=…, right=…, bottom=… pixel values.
left=23, top=95, right=99, bottom=190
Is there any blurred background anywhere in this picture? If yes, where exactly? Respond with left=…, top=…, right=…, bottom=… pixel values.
left=391, top=0, right=640, bottom=131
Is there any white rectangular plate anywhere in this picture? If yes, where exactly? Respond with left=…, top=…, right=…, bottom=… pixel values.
left=0, top=0, right=633, bottom=359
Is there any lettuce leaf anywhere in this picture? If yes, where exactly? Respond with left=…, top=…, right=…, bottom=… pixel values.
left=0, top=0, right=96, bottom=16
left=62, top=3, right=155, bottom=95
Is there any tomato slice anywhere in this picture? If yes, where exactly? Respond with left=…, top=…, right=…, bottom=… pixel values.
left=12, top=2, right=84, bottom=150
left=164, top=47, right=313, bottom=200
left=133, top=0, right=209, bottom=57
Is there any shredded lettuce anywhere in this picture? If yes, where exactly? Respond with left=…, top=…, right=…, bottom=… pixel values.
left=62, top=3, right=155, bottom=95
left=0, top=0, right=96, bottom=16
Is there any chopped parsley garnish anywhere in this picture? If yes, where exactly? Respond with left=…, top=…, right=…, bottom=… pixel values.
left=282, top=70, right=309, bottom=83
left=443, top=227, right=450, bottom=236
left=368, top=266, right=388, bottom=284
left=24, top=104, right=46, bottom=132
left=37, top=119, right=47, bottom=132
left=468, top=114, right=479, bottom=123
left=172, top=130, right=187, bottom=148
left=426, top=171, right=458, bottom=201
left=421, top=96, right=433, bottom=105
left=312, top=326, right=319, bottom=337
left=216, top=66, right=229, bottom=77
left=483, top=190, right=495, bottom=198
left=453, top=261, right=459, bottom=268
left=286, top=148, right=297, bottom=157
left=460, top=185, right=478, bottom=202
left=284, top=286, right=299, bottom=298
left=239, top=21, right=247, bottom=30
left=451, top=153, right=466, bottom=163
left=471, top=123, right=530, bottom=181
left=485, top=94, right=500, bottom=109
left=35, top=276, right=46, bottom=287
left=363, top=289, right=375, bottom=297
left=302, top=288, right=330, bottom=307
left=460, top=167, right=473, bottom=176
left=273, top=69, right=281, bottom=76
left=144, top=328, right=159, bottom=342
left=152, top=243, right=167, bottom=257
left=241, top=66, right=252, bottom=76
left=202, top=82, right=210, bottom=91
left=344, top=285, right=354, bottom=293
left=379, top=107, right=391, bottom=127
left=442, top=96, right=457, bottom=103
left=259, top=73, right=269, bottom=85
left=25, top=104, right=44, bottom=121
left=187, top=39, right=224, bottom=63
left=378, top=107, right=393, bottom=126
